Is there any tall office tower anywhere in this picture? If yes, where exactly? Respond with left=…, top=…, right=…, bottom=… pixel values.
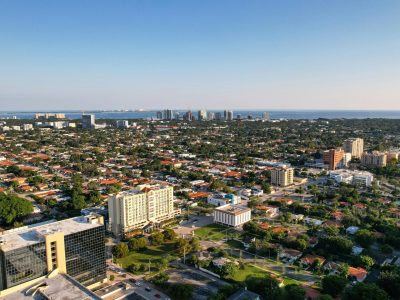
left=262, top=112, right=270, bottom=121
left=343, top=138, right=364, bottom=158
left=82, top=114, right=95, bottom=129
left=174, top=112, right=180, bottom=120
left=108, top=185, right=179, bottom=237
left=156, top=111, right=163, bottom=119
left=215, top=112, right=222, bottom=120
left=271, top=166, right=294, bottom=186
left=236, top=114, right=241, bottom=120
left=183, top=111, right=193, bottom=121
left=361, top=151, right=387, bottom=167
left=198, top=110, right=207, bottom=121
left=0, top=214, right=106, bottom=294
left=116, top=120, right=129, bottom=128
left=323, top=148, right=345, bottom=170
left=207, top=111, right=215, bottom=120
left=163, top=109, right=173, bottom=120
left=226, top=110, right=234, bottom=121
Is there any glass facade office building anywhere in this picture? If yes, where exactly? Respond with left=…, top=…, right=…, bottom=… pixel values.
left=0, top=215, right=106, bottom=292
left=64, top=226, right=106, bottom=286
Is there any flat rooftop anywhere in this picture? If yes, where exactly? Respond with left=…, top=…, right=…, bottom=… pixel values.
left=215, top=204, right=251, bottom=215
left=0, top=273, right=100, bottom=300
left=0, top=215, right=103, bottom=252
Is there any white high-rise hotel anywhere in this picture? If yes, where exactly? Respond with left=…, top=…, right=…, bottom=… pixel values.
left=108, top=185, right=179, bottom=236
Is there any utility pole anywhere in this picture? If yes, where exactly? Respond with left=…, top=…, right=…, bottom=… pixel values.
left=183, top=246, right=186, bottom=264
left=148, top=259, right=151, bottom=273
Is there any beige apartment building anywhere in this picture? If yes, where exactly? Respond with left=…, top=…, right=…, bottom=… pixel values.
left=343, top=138, right=364, bottom=158
left=108, top=185, right=179, bottom=236
left=361, top=151, right=387, bottom=167
left=271, top=166, right=294, bottom=186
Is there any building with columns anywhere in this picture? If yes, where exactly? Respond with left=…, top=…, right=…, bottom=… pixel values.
left=214, top=204, right=251, bottom=227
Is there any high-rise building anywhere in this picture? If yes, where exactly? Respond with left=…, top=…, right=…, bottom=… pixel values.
left=361, top=151, right=387, bottom=167
left=198, top=110, right=207, bottom=121
left=163, top=109, right=173, bottom=120
left=0, top=214, right=106, bottom=295
left=323, top=148, right=345, bottom=170
left=116, top=120, right=129, bottom=128
left=207, top=111, right=215, bottom=120
left=82, top=114, right=95, bottom=129
left=215, top=112, right=222, bottom=120
left=343, top=138, right=364, bottom=158
left=224, top=110, right=233, bottom=121
left=174, top=112, right=180, bottom=120
left=271, top=166, right=294, bottom=186
left=183, top=111, right=193, bottom=121
left=108, top=185, right=180, bottom=237
left=156, top=111, right=163, bottom=119
left=262, top=112, right=270, bottom=121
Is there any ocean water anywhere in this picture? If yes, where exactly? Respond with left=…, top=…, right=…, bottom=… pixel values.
left=1, top=110, right=400, bottom=120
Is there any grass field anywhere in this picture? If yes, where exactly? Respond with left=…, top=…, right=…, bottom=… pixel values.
left=117, top=242, right=176, bottom=268
left=194, top=223, right=230, bottom=241
left=228, top=264, right=269, bottom=282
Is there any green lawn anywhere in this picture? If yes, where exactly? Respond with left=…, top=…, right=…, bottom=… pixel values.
left=194, top=223, right=230, bottom=241
left=117, top=242, right=176, bottom=268
left=229, top=264, right=270, bottom=282
left=224, top=239, right=245, bottom=249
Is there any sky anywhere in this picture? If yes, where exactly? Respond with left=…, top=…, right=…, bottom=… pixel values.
left=0, top=0, right=399, bottom=111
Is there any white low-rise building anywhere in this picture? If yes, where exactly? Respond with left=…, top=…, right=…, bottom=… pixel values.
left=329, top=169, right=374, bottom=187
left=214, top=204, right=251, bottom=227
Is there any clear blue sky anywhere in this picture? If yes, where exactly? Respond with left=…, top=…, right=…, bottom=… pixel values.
left=0, top=0, right=399, bottom=110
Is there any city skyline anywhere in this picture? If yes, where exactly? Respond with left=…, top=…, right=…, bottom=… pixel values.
left=1, top=0, right=399, bottom=110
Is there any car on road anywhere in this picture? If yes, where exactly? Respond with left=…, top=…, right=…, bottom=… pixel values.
left=135, top=282, right=141, bottom=287
left=154, top=294, right=161, bottom=298
left=145, top=287, right=151, bottom=292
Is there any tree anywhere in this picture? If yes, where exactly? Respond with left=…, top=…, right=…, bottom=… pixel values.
left=355, top=229, right=376, bottom=248
left=153, top=272, right=169, bottom=286
left=322, top=275, right=347, bottom=297
left=163, top=228, right=177, bottom=241
left=71, top=194, right=86, bottom=210
left=175, top=238, right=192, bottom=256
left=113, top=242, right=129, bottom=258
left=284, top=284, right=305, bottom=300
left=358, top=255, right=375, bottom=270
left=129, top=237, right=147, bottom=251
left=167, top=283, right=193, bottom=300
left=318, top=295, right=334, bottom=300
left=219, top=262, right=238, bottom=278
left=0, top=193, right=33, bottom=225
left=245, top=275, right=282, bottom=300
left=149, top=231, right=164, bottom=245
left=343, top=283, right=388, bottom=300
left=190, top=237, right=201, bottom=252
left=378, top=268, right=400, bottom=299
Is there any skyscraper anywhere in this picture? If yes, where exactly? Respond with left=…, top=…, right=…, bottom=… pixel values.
left=198, top=110, right=207, bottom=121
left=82, top=114, right=95, bottom=129
left=262, top=112, right=270, bottom=121
left=163, top=109, right=173, bottom=120
left=225, top=110, right=234, bottom=121
left=183, top=111, right=193, bottom=121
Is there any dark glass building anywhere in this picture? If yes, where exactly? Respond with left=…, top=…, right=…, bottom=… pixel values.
left=0, top=214, right=106, bottom=293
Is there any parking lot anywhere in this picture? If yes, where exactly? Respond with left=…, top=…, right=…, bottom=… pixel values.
left=167, top=263, right=228, bottom=300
